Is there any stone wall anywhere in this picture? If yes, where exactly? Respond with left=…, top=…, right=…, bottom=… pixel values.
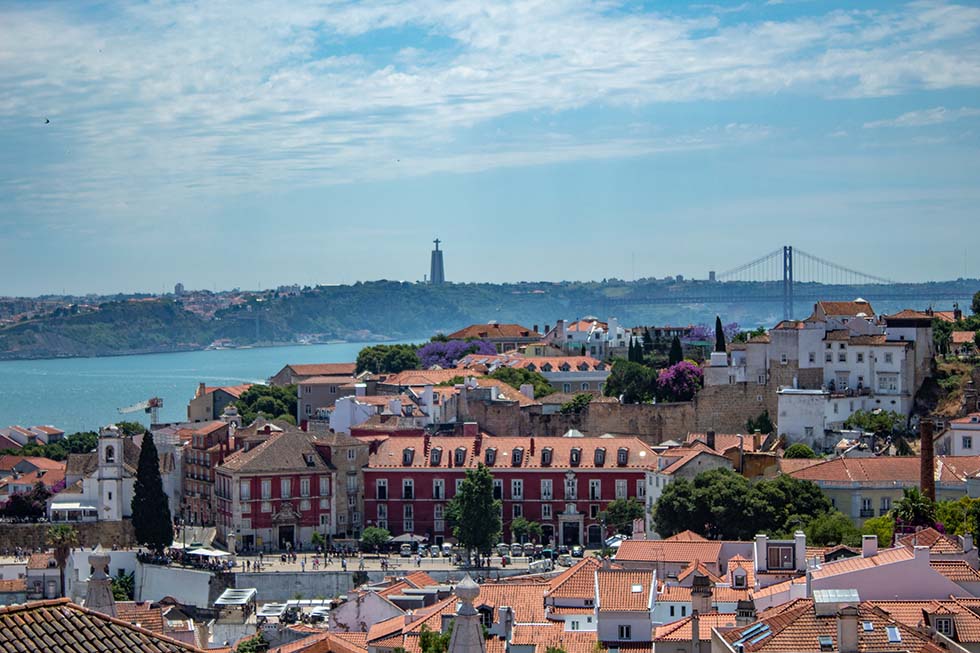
left=467, top=400, right=696, bottom=445
left=693, top=384, right=774, bottom=434
left=0, top=520, right=135, bottom=551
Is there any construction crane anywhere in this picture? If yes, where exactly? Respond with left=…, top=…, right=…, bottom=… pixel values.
left=118, top=397, right=163, bottom=424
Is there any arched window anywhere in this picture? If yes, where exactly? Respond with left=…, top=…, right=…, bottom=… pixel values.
left=104, top=445, right=115, bottom=464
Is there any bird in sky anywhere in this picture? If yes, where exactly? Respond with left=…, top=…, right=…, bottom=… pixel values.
left=44, top=118, right=50, bottom=124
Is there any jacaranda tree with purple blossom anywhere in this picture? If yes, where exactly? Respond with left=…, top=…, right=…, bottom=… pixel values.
left=417, top=339, right=496, bottom=368
left=656, top=361, right=704, bottom=402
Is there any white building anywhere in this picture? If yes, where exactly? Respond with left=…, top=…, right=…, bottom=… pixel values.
left=937, top=413, right=980, bottom=456
left=544, top=317, right=632, bottom=358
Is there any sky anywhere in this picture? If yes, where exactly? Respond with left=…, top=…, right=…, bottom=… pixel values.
left=1, top=0, right=980, bottom=295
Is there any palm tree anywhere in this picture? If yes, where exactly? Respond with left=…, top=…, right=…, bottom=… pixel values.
left=893, top=487, right=936, bottom=534
left=46, top=524, right=79, bottom=598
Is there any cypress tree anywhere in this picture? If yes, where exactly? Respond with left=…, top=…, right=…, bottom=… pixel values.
left=642, top=327, right=654, bottom=354
left=131, top=431, right=173, bottom=554
left=669, top=336, right=683, bottom=365
left=714, top=316, right=727, bottom=353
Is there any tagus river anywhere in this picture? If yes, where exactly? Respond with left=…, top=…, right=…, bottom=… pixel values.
left=0, top=342, right=392, bottom=434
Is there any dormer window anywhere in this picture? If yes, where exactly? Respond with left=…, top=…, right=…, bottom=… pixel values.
left=560, top=363, right=571, bottom=372
left=733, top=570, right=746, bottom=589
left=541, top=447, right=553, bottom=466
left=485, top=448, right=496, bottom=466
left=594, top=448, right=606, bottom=466
left=303, top=453, right=316, bottom=467
left=617, top=448, right=629, bottom=466
left=526, top=364, right=537, bottom=372
left=430, top=447, right=442, bottom=466
left=541, top=363, right=553, bottom=372
left=570, top=448, right=581, bottom=467
left=512, top=447, right=523, bottom=467
left=935, top=618, right=953, bottom=636
left=578, top=362, right=589, bottom=371
left=454, top=447, right=466, bottom=467
left=402, top=448, right=415, bottom=466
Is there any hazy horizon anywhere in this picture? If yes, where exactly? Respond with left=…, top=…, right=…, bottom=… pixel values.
left=2, top=0, right=980, bottom=296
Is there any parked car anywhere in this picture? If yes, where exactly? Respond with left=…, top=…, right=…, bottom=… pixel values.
left=523, top=543, right=535, bottom=556
left=540, top=548, right=554, bottom=561
left=571, top=545, right=584, bottom=558
left=399, top=543, right=413, bottom=557
left=558, top=545, right=570, bottom=555
left=442, top=543, right=454, bottom=557
left=496, top=543, right=509, bottom=556
left=510, top=543, right=523, bottom=557
left=557, top=554, right=574, bottom=567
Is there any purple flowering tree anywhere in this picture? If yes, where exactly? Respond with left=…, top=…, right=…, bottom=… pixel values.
left=417, top=339, right=496, bottom=368
left=657, top=361, right=704, bottom=402
left=683, top=322, right=740, bottom=343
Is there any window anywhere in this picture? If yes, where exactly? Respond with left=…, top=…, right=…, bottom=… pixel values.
left=570, top=620, right=580, bottom=631
left=570, top=448, right=581, bottom=467
left=485, top=448, right=497, bottom=465
left=346, top=474, right=358, bottom=493
left=454, top=447, right=466, bottom=466
left=581, top=382, right=589, bottom=391
left=565, top=477, right=577, bottom=500
left=767, top=545, right=794, bottom=570
left=590, top=504, right=600, bottom=518
left=347, top=448, right=356, bottom=461
left=857, top=353, right=864, bottom=363
left=809, top=352, right=816, bottom=363
left=512, top=447, right=524, bottom=467
left=434, top=503, right=444, bottom=520
left=881, top=497, right=891, bottom=511
left=261, top=501, right=272, bottom=513
left=838, top=352, right=847, bottom=362
left=878, top=373, right=899, bottom=392
left=780, top=353, right=787, bottom=365
left=261, top=479, right=271, bottom=500
left=402, top=448, right=415, bottom=466
left=589, top=479, right=601, bottom=500
left=964, top=436, right=973, bottom=450
left=594, top=448, right=606, bottom=466
left=733, top=571, right=747, bottom=589
left=104, top=445, right=115, bottom=463
left=403, top=504, right=413, bottom=519
left=281, top=478, right=292, bottom=498
left=541, top=447, right=553, bottom=466
left=433, top=479, right=444, bottom=499
left=862, top=497, right=872, bottom=511
left=618, top=625, right=632, bottom=640
left=825, top=352, right=832, bottom=362
left=377, top=504, right=387, bottom=520
left=305, top=404, right=312, bottom=416
left=636, top=479, right=645, bottom=498
left=402, top=479, right=414, bottom=499
left=563, top=383, right=571, bottom=393
left=885, top=352, right=894, bottom=364
left=886, top=626, right=902, bottom=643
left=493, top=479, right=503, bottom=500
left=616, top=479, right=627, bottom=499
left=455, top=478, right=464, bottom=494
left=542, top=504, right=552, bottom=519
left=513, top=504, right=523, bottom=518
left=430, top=447, right=442, bottom=465
left=804, top=426, right=814, bottom=438
left=376, top=479, right=387, bottom=500
left=240, top=481, right=250, bottom=502
left=300, top=499, right=310, bottom=511
left=303, top=453, right=315, bottom=467
left=541, top=479, right=553, bottom=500
left=511, top=479, right=523, bottom=500
left=682, top=606, right=687, bottom=616
left=935, top=618, right=953, bottom=636
left=617, top=448, right=629, bottom=466
left=670, top=606, right=675, bottom=617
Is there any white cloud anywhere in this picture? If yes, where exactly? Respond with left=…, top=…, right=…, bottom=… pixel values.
left=863, top=106, right=980, bottom=128
left=1, top=0, right=979, bottom=223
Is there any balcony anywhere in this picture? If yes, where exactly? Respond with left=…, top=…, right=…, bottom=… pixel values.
left=879, top=508, right=891, bottom=516
left=859, top=509, right=875, bottom=518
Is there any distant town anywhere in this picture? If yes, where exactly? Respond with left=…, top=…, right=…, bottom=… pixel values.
left=3, top=293, right=980, bottom=652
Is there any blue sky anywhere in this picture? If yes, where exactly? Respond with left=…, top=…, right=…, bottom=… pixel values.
left=1, top=0, right=979, bottom=295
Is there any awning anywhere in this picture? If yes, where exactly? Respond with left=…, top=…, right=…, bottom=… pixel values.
left=49, top=502, right=98, bottom=511
left=186, top=547, right=231, bottom=557
left=390, top=533, right=427, bottom=544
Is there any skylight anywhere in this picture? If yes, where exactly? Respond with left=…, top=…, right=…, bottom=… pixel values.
left=863, top=622, right=873, bottom=632
left=630, top=584, right=643, bottom=593
left=886, top=626, right=901, bottom=643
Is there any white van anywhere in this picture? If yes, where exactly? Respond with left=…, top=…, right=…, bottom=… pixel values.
left=399, top=543, right=413, bottom=557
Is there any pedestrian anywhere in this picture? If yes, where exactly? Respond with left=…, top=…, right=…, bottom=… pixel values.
left=341, top=558, right=347, bottom=571
left=301, top=558, right=306, bottom=572
left=358, top=557, right=365, bottom=571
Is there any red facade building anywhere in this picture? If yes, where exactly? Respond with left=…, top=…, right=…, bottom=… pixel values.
left=363, top=434, right=656, bottom=547
left=180, top=421, right=233, bottom=526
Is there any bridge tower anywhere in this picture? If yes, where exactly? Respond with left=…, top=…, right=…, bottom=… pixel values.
left=782, top=245, right=793, bottom=321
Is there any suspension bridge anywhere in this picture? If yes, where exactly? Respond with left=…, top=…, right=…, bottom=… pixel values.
left=605, top=245, right=972, bottom=320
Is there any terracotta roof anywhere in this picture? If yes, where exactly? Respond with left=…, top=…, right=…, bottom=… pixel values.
left=658, top=447, right=730, bottom=476
left=446, top=323, right=540, bottom=340
left=0, top=455, right=66, bottom=471
left=402, top=571, right=438, bottom=588
left=654, top=612, right=737, bottom=641
left=665, top=530, right=709, bottom=542
left=778, top=458, right=824, bottom=474
left=368, top=435, right=657, bottom=469
left=749, top=576, right=806, bottom=600
left=686, top=433, right=764, bottom=453
left=510, top=623, right=599, bottom=653
left=27, top=552, right=57, bottom=570
left=898, top=528, right=964, bottom=554
left=728, top=554, right=755, bottom=589
left=723, top=599, right=941, bottom=653
left=297, top=375, right=357, bottom=386
left=32, top=425, right=65, bottom=436
left=884, top=309, right=935, bottom=320
left=115, top=601, right=166, bottom=634
left=952, top=413, right=980, bottom=425
left=1, top=466, right=66, bottom=490
left=596, top=569, right=653, bottom=612
left=929, top=560, right=980, bottom=583
left=773, top=320, right=805, bottom=330
left=0, top=435, right=21, bottom=450
left=566, top=319, right=608, bottom=332
left=546, top=557, right=605, bottom=600
left=0, top=598, right=204, bottom=652
left=677, top=559, right=724, bottom=584
left=366, top=614, right=407, bottom=643
left=381, top=368, right=483, bottom=386
left=615, top=540, right=723, bottom=564
left=458, top=354, right=606, bottom=373
left=473, top=378, right=540, bottom=407
left=871, top=599, right=980, bottom=643
left=0, top=578, right=26, bottom=592
left=202, top=384, right=252, bottom=398
left=287, top=363, right=358, bottom=377
left=817, top=300, right=876, bottom=317
left=809, top=546, right=914, bottom=580
left=788, top=455, right=980, bottom=485
left=219, top=429, right=332, bottom=474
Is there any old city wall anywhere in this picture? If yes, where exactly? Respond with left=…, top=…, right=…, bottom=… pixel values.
left=0, top=520, right=135, bottom=551
left=693, top=384, right=775, bottom=434
left=467, top=401, right=695, bottom=445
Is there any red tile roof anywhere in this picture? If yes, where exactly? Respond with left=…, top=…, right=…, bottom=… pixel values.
left=686, top=433, right=764, bottom=453
left=287, top=363, right=358, bottom=377
left=615, top=540, right=723, bottom=565
left=677, top=559, right=724, bottom=584
left=0, top=455, right=66, bottom=471
left=547, top=557, right=606, bottom=600
left=297, top=375, right=356, bottom=386
left=654, top=612, right=737, bottom=642
left=596, top=569, right=653, bottom=612
left=929, top=560, right=980, bottom=583
left=816, top=300, right=876, bottom=317
left=203, top=384, right=253, bottom=398
left=115, top=601, right=166, bottom=634
left=0, top=579, right=26, bottom=592
left=897, top=528, right=963, bottom=554
left=951, top=413, right=980, bottom=425
left=446, top=323, right=540, bottom=340
left=787, top=455, right=980, bottom=485
left=870, top=600, right=980, bottom=643
left=809, top=546, right=914, bottom=580
left=381, top=368, right=482, bottom=386
left=665, top=530, right=709, bottom=542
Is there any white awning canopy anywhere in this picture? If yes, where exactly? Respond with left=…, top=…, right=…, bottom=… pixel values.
left=187, top=547, right=231, bottom=557
left=49, top=502, right=98, bottom=511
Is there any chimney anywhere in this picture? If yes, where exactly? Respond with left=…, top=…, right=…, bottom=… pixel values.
left=691, top=573, right=713, bottom=615
left=533, top=325, right=539, bottom=334
left=196, top=382, right=206, bottom=398
left=795, top=531, right=807, bottom=572
left=736, top=599, right=757, bottom=627
left=544, top=324, right=551, bottom=336
left=692, top=609, right=702, bottom=653
left=921, top=420, right=936, bottom=501
left=955, top=307, right=963, bottom=321
left=519, top=384, right=535, bottom=400
left=861, top=534, right=877, bottom=558
left=463, top=422, right=478, bottom=437
left=423, top=432, right=431, bottom=456
left=706, top=430, right=716, bottom=451
left=914, top=545, right=930, bottom=565
left=753, top=430, right=763, bottom=450
left=472, top=431, right=482, bottom=456
left=962, top=533, right=974, bottom=553
left=754, top=534, right=767, bottom=574
left=355, top=383, right=367, bottom=397
left=836, top=605, right=860, bottom=653
left=529, top=437, right=535, bottom=456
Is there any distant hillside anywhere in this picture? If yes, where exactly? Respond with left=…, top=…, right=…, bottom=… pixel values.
left=0, top=279, right=976, bottom=360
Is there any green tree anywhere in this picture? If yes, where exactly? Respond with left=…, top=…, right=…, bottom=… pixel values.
left=511, top=517, right=543, bottom=543
left=933, top=318, right=954, bottom=357
left=418, top=624, right=451, bottom=653
left=733, top=326, right=766, bottom=344
left=746, top=410, right=775, bottom=435
left=559, top=393, right=593, bottom=415
left=972, top=290, right=980, bottom=316
left=236, top=632, right=268, bottom=653
left=111, top=570, right=135, bottom=601
left=311, top=531, right=326, bottom=549
left=668, top=336, right=683, bottom=365
left=447, top=464, right=501, bottom=564
left=845, top=409, right=906, bottom=436
left=784, top=443, right=818, bottom=459
left=935, top=497, right=980, bottom=535
left=355, top=343, right=420, bottom=374
left=642, top=328, right=654, bottom=354
left=115, top=421, right=147, bottom=436
left=235, top=384, right=298, bottom=424
left=46, top=524, right=78, bottom=599
left=488, top=367, right=554, bottom=398
left=714, top=316, right=726, bottom=353
left=360, top=526, right=391, bottom=553
left=601, top=498, right=645, bottom=535
left=804, top=511, right=861, bottom=547
left=893, top=436, right=914, bottom=456
left=893, top=487, right=936, bottom=530
left=862, top=515, right=895, bottom=547
left=968, top=500, right=980, bottom=538
left=603, top=360, right=656, bottom=404
left=131, top=431, right=173, bottom=554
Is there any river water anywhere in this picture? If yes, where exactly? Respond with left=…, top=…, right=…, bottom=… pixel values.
left=0, top=342, right=389, bottom=434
